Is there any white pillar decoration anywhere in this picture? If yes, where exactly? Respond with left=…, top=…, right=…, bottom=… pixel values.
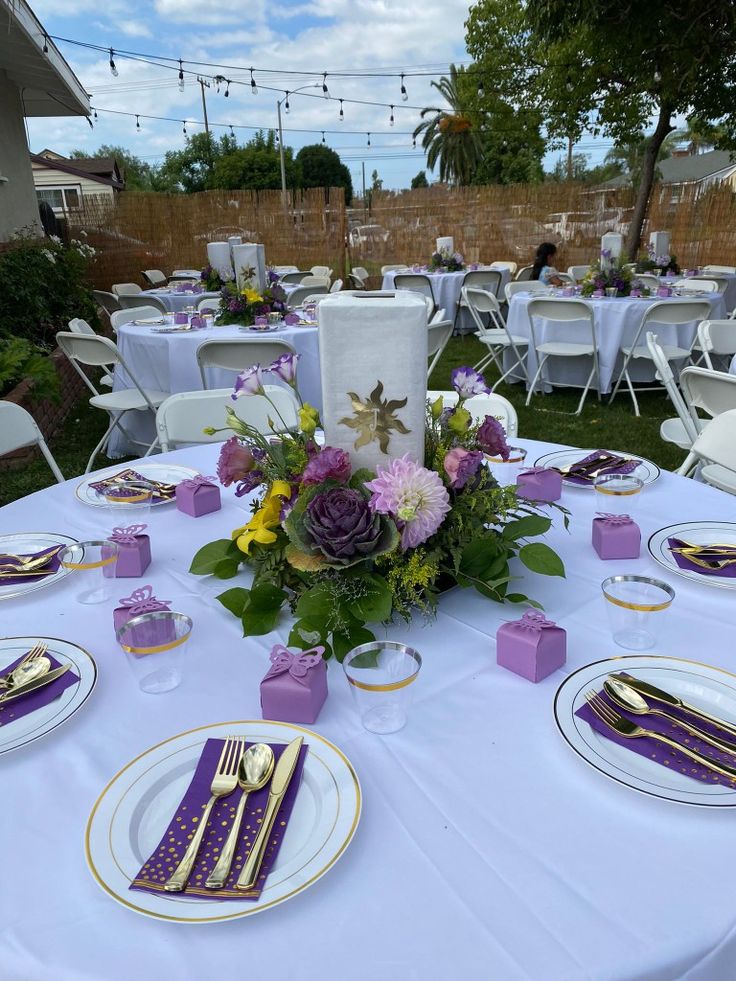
left=318, top=292, right=428, bottom=471
left=648, top=231, right=671, bottom=260
left=231, top=243, right=266, bottom=291
left=600, top=232, right=623, bottom=270
left=436, top=236, right=454, bottom=254
left=206, top=242, right=234, bottom=280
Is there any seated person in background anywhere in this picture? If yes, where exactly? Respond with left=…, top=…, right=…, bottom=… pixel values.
left=532, top=242, right=564, bottom=286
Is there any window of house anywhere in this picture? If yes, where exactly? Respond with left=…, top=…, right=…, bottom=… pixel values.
left=35, top=185, right=83, bottom=212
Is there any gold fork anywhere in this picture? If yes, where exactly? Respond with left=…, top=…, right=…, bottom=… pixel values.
left=0, top=642, right=48, bottom=689
left=164, top=736, right=244, bottom=892
left=0, top=548, right=61, bottom=573
left=585, top=690, right=736, bottom=782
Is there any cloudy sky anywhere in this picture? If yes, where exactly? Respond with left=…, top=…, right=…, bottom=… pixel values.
left=28, top=0, right=605, bottom=189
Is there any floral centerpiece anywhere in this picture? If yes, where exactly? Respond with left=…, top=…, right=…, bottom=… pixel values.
left=190, top=361, right=565, bottom=659
left=429, top=247, right=465, bottom=272
left=200, top=263, right=232, bottom=292
left=580, top=254, right=635, bottom=297
left=214, top=268, right=287, bottom=326
left=635, top=244, right=680, bottom=276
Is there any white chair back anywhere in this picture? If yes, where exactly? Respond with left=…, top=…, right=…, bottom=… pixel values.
left=142, top=269, right=167, bottom=287
left=197, top=297, right=220, bottom=313
left=427, top=390, right=518, bottom=438
left=690, top=408, right=736, bottom=477
left=0, top=401, right=64, bottom=482
left=347, top=273, right=366, bottom=290
left=697, top=320, right=736, bottom=371
left=300, top=275, right=330, bottom=288
left=118, top=294, right=168, bottom=313
left=427, top=320, right=452, bottom=379
left=430, top=308, right=446, bottom=324
left=461, top=269, right=503, bottom=297
left=463, top=287, right=506, bottom=333
left=634, top=274, right=660, bottom=291
left=645, top=332, right=700, bottom=446
left=287, top=285, right=329, bottom=308
left=68, top=317, right=95, bottom=335
left=329, top=278, right=343, bottom=293
left=567, top=265, right=591, bottom=282
left=680, top=366, right=736, bottom=422
left=515, top=265, right=534, bottom=282
left=381, top=264, right=409, bottom=275
left=310, top=266, right=332, bottom=277
left=505, top=280, right=546, bottom=303
left=112, top=282, right=142, bottom=296
left=673, top=278, right=719, bottom=293
left=490, top=261, right=518, bottom=274
left=92, top=289, right=122, bottom=315
left=196, top=338, right=297, bottom=389
left=703, top=265, right=736, bottom=275
left=352, top=267, right=369, bottom=282
left=393, top=273, right=433, bottom=300
left=111, top=307, right=165, bottom=331
left=280, top=271, right=309, bottom=285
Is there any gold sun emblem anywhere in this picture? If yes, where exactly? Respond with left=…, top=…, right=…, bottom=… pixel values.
left=339, top=380, right=410, bottom=453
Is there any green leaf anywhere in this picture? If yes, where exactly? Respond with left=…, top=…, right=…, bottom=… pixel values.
left=216, top=587, right=250, bottom=618
left=241, top=604, right=281, bottom=636
left=350, top=573, right=393, bottom=623
left=502, top=514, right=552, bottom=540
left=505, top=592, right=544, bottom=610
left=248, top=582, right=287, bottom=611
left=288, top=618, right=324, bottom=650
left=295, top=585, right=334, bottom=621
left=518, top=542, right=566, bottom=578
left=213, top=557, right=241, bottom=579
left=189, top=539, right=237, bottom=576
left=332, top=624, right=376, bottom=663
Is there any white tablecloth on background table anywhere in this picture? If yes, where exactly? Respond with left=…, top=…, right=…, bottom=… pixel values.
left=683, top=273, right=736, bottom=312
left=108, top=322, right=320, bottom=457
left=142, top=288, right=221, bottom=313
left=506, top=292, right=727, bottom=394
left=382, top=267, right=511, bottom=329
left=3, top=438, right=736, bottom=980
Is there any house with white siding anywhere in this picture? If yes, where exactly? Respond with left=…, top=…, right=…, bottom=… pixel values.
left=31, top=150, right=125, bottom=216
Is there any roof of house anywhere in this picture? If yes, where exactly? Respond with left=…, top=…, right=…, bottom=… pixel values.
left=30, top=153, right=125, bottom=190
left=598, top=148, right=736, bottom=190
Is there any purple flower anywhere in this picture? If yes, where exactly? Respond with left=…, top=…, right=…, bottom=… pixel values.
left=366, top=454, right=450, bottom=549
left=304, top=487, right=383, bottom=562
left=267, top=269, right=280, bottom=284
left=216, top=436, right=256, bottom=486
left=601, top=248, right=612, bottom=259
left=232, top=365, right=264, bottom=400
left=234, top=470, right=264, bottom=497
left=451, top=366, right=490, bottom=399
left=477, top=415, right=509, bottom=459
left=302, top=446, right=352, bottom=486
left=444, top=447, right=483, bottom=489
left=269, top=352, right=299, bottom=387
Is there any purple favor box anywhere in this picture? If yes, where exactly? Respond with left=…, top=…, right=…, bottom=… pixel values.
left=113, top=585, right=171, bottom=634
left=260, top=644, right=327, bottom=724
left=496, top=610, right=566, bottom=683
left=657, top=286, right=672, bottom=298
left=516, top=467, right=562, bottom=503
left=106, top=524, right=151, bottom=577
left=592, top=513, right=641, bottom=559
left=175, top=475, right=221, bottom=517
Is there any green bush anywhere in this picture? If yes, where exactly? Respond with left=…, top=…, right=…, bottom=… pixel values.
left=0, top=336, right=60, bottom=400
left=0, top=231, right=99, bottom=347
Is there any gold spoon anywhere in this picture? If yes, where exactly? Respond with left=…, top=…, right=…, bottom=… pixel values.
left=0, top=549, right=60, bottom=573
left=205, top=743, right=275, bottom=889
left=0, top=652, right=51, bottom=690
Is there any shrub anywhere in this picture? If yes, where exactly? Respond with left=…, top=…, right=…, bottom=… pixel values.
left=0, top=336, right=60, bottom=400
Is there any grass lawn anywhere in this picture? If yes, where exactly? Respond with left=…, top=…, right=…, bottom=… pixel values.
left=1, top=334, right=685, bottom=507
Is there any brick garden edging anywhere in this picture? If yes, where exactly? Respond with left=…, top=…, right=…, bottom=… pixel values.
left=0, top=347, right=86, bottom=470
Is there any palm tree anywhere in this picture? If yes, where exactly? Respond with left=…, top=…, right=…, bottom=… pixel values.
left=413, top=64, right=481, bottom=186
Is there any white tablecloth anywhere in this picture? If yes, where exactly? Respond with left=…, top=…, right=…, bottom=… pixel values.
left=382, top=267, right=511, bottom=329
left=3, top=438, right=736, bottom=980
left=108, top=322, right=321, bottom=457
left=143, top=288, right=221, bottom=313
left=506, top=292, right=727, bottom=394
left=681, top=273, right=736, bottom=312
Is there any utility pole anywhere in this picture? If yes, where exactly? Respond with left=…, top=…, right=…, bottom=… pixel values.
left=362, top=161, right=366, bottom=217
left=277, top=98, right=287, bottom=209
left=197, top=77, right=212, bottom=175
left=567, top=134, right=574, bottom=181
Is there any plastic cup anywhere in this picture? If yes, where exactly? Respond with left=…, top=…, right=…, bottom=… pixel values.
left=593, top=473, right=644, bottom=515
left=601, top=575, right=675, bottom=650
left=486, top=446, right=527, bottom=486
left=606, top=287, right=618, bottom=298
left=343, top=641, right=421, bottom=734
left=116, top=611, right=192, bottom=693
left=59, top=540, right=119, bottom=605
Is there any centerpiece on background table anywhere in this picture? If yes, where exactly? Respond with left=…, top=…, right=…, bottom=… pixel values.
left=634, top=243, right=680, bottom=277
left=214, top=268, right=287, bottom=327
left=190, top=294, right=565, bottom=658
left=580, top=253, right=648, bottom=297
left=200, top=263, right=233, bottom=292
left=429, top=246, right=465, bottom=272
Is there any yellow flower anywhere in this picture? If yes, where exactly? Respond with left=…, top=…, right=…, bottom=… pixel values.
left=298, top=402, right=321, bottom=437
left=241, top=287, right=263, bottom=304
left=232, top=480, right=291, bottom=554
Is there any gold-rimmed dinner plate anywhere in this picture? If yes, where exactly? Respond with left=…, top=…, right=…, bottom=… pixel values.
left=75, top=464, right=199, bottom=509
left=0, top=636, right=96, bottom=755
left=85, top=720, right=361, bottom=923
left=534, top=448, right=661, bottom=487
left=648, top=521, right=736, bottom=591
left=554, top=654, right=736, bottom=807
left=0, top=532, right=78, bottom=602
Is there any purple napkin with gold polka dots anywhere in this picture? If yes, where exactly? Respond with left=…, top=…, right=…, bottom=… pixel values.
left=130, top=737, right=308, bottom=900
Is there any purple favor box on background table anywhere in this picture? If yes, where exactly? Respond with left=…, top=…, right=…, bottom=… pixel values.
left=175, top=475, right=221, bottom=517
left=516, top=467, right=562, bottom=503
left=260, top=644, right=327, bottom=724
left=496, top=610, right=567, bottom=683
left=592, top=513, right=641, bottom=559
left=106, top=524, right=151, bottom=577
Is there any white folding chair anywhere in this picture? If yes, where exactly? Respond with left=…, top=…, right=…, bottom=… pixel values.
left=330, top=278, right=343, bottom=293
left=92, top=289, right=122, bottom=317
left=609, top=299, right=711, bottom=415
left=352, top=266, right=369, bottom=283
left=300, top=275, right=330, bottom=288
left=112, top=282, right=142, bottom=296
left=430, top=308, right=446, bottom=324
left=526, top=298, right=600, bottom=415
left=673, top=278, right=720, bottom=293
left=287, top=285, right=328, bottom=309
left=381, top=265, right=410, bottom=275
left=347, top=273, right=366, bottom=290
left=141, top=269, right=167, bottom=287
left=687, top=408, right=736, bottom=494
left=310, top=266, right=332, bottom=278
left=68, top=318, right=114, bottom=388
left=557, top=273, right=576, bottom=286
left=56, top=332, right=168, bottom=472
left=428, top=390, right=518, bottom=437
left=702, top=265, right=736, bottom=275
left=280, top=271, right=309, bottom=285
left=394, top=274, right=436, bottom=316
left=515, top=265, right=534, bottom=282
left=111, top=307, right=165, bottom=332
left=694, top=320, right=736, bottom=371
left=490, top=261, right=518, bottom=275
left=567, top=265, right=591, bottom=282
left=197, top=297, right=220, bottom=313
left=427, top=320, right=453, bottom=380
left=0, top=401, right=64, bottom=482
left=463, top=287, right=530, bottom=388
left=679, top=365, right=736, bottom=476
left=645, top=333, right=700, bottom=464
left=505, top=280, right=546, bottom=303
left=634, top=274, right=661, bottom=292
left=118, top=294, right=168, bottom=313
left=303, top=293, right=329, bottom=306
left=454, top=270, right=503, bottom=332
left=196, top=337, right=297, bottom=389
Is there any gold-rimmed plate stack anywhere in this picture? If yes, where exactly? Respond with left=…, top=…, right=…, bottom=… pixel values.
left=0, top=532, right=78, bottom=602
left=648, top=521, right=736, bottom=591
left=75, top=464, right=199, bottom=509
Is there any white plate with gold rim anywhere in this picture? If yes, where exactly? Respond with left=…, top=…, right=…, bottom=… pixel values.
left=85, top=720, right=361, bottom=923
left=0, top=532, right=78, bottom=602
left=534, top=448, right=660, bottom=487
left=0, top=635, right=97, bottom=755
left=555, top=654, right=736, bottom=807
left=648, top=521, right=736, bottom=592
left=75, top=464, right=199, bottom=509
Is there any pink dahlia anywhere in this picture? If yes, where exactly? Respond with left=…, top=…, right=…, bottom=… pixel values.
left=365, top=454, right=450, bottom=549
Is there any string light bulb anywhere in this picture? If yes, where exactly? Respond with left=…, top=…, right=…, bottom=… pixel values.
left=400, top=73, right=407, bottom=101
left=412, top=136, right=416, bottom=148
left=42, top=34, right=48, bottom=55
left=93, top=109, right=98, bottom=119
left=565, top=75, right=574, bottom=92
left=250, top=68, right=258, bottom=95
left=182, top=120, right=187, bottom=135
left=178, top=60, right=185, bottom=91
left=135, top=114, right=140, bottom=132
left=339, top=99, right=344, bottom=121
left=109, top=48, right=118, bottom=77
left=477, top=78, right=484, bottom=98
left=389, top=105, right=395, bottom=126
left=230, top=125, right=235, bottom=137
left=224, top=79, right=230, bottom=97
left=653, top=69, right=662, bottom=82
left=366, top=132, right=371, bottom=147
left=321, top=131, right=326, bottom=144
left=322, top=73, right=329, bottom=98
left=284, top=91, right=290, bottom=114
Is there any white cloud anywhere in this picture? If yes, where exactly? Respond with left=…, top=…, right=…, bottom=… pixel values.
left=116, top=19, right=153, bottom=38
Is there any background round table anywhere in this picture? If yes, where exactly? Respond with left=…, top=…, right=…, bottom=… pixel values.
left=382, top=267, right=511, bottom=328
left=142, top=288, right=221, bottom=313
left=2, top=438, right=736, bottom=980
left=108, top=321, right=320, bottom=457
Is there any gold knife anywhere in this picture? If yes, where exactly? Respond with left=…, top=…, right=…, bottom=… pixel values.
left=236, top=736, right=303, bottom=890
left=614, top=672, right=736, bottom=739
left=0, top=664, right=72, bottom=703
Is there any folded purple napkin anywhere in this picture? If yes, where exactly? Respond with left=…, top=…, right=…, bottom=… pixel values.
left=0, top=545, right=61, bottom=586
left=131, top=738, right=308, bottom=900
left=564, top=450, right=641, bottom=485
left=88, top=468, right=173, bottom=502
left=668, top=537, right=736, bottom=578
left=0, top=652, right=78, bottom=727
left=576, top=689, right=736, bottom=788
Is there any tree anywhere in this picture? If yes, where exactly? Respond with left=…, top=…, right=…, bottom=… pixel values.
left=296, top=145, right=353, bottom=203
left=69, top=144, right=154, bottom=191
left=411, top=170, right=429, bottom=188
left=467, top=0, right=736, bottom=257
left=370, top=170, right=383, bottom=191
left=212, top=131, right=298, bottom=191
left=155, top=132, right=238, bottom=193
left=414, top=64, right=482, bottom=186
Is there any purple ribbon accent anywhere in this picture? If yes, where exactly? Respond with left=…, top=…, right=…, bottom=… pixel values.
left=595, top=512, right=633, bottom=526
left=180, top=474, right=217, bottom=490
left=118, top=585, right=171, bottom=616
left=110, top=524, right=148, bottom=545
left=513, top=610, right=557, bottom=633
left=262, top=644, right=325, bottom=686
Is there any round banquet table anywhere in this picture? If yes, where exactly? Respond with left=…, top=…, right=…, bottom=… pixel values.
left=108, top=321, right=321, bottom=458
left=142, top=288, right=221, bottom=313
left=506, top=291, right=727, bottom=394
left=381, top=267, right=511, bottom=329
left=3, top=439, right=736, bottom=981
